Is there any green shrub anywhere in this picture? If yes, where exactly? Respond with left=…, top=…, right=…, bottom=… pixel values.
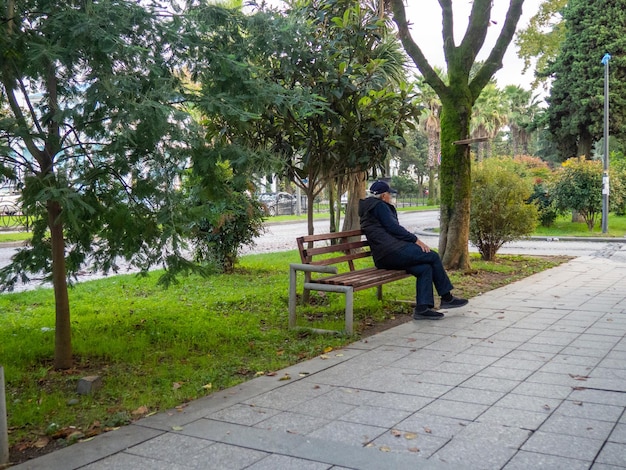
left=470, top=158, right=539, bottom=260
left=528, top=181, right=558, bottom=227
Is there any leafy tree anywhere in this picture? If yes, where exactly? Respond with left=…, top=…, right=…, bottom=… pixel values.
left=470, top=158, right=538, bottom=261
left=515, top=0, right=567, bottom=90
left=0, top=0, right=202, bottom=369
left=546, top=0, right=626, bottom=160
left=551, top=157, right=605, bottom=230
left=390, top=0, right=525, bottom=270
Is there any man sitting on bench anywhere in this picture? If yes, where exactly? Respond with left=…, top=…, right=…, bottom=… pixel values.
left=358, top=180, right=468, bottom=320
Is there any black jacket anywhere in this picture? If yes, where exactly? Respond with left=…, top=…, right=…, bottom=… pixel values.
left=358, top=196, right=418, bottom=265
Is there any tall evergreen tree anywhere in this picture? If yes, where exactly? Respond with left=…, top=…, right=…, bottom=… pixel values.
left=546, top=0, right=626, bottom=160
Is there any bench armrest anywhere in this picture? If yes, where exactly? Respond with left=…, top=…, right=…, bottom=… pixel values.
left=289, top=263, right=338, bottom=274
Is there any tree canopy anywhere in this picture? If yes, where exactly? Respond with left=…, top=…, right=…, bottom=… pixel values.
left=546, top=0, right=626, bottom=159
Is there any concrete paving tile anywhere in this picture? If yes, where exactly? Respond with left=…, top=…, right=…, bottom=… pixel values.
left=125, top=433, right=214, bottom=464
left=207, top=404, right=282, bottom=426
left=494, top=392, right=562, bottom=413
left=526, top=370, right=587, bottom=387
left=505, top=349, right=555, bottom=362
left=386, top=380, right=453, bottom=398
left=590, top=463, right=626, bottom=470
left=441, top=387, right=506, bottom=406
left=595, top=442, right=626, bottom=467
left=416, top=370, right=472, bottom=386
left=368, top=429, right=449, bottom=458
left=539, top=362, right=595, bottom=376
left=512, top=381, right=575, bottom=399
left=490, top=357, right=546, bottom=371
left=397, top=412, right=471, bottom=439
left=243, top=382, right=333, bottom=410
left=560, top=345, right=611, bottom=357
left=476, top=366, right=533, bottom=381
left=81, top=452, right=196, bottom=470
left=337, top=404, right=413, bottom=428
left=528, top=332, right=580, bottom=346
left=187, top=442, right=269, bottom=469
left=461, top=375, right=521, bottom=393
left=546, top=353, right=602, bottom=367
left=463, top=344, right=519, bottom=357
left=320, top=387, right=383, bottom=406
left=608, top=423, right=626, bottom=443
left=516, top=342, right=565, bottom=354
left=598, top=357, right=626, bottom=369
left=253, top=411, right=331, bottom=435
left=503, top=450, right=591, bottom=470
left=521, top=430, right=604, bottom=461
left=422, top=336, right=480, bottom=353
left=433, top=360, right=486, bottom=375
left=538, top=414, right=615, bottom=441
left=365, top=392, right=434, bottom=412
left=287, top=395, right=356, bottom=420
left=476, top=406, right=550, bottom=430
left=307, top=420, right=387, bottom=447
left=569, top=388, right=626, bottom=407
left=245, top=454, right=333, bottom=470
left=431, top=439, right=518, bottom=470
left=419, top=399, right=489, bottom=421
left=554, top=400, right=624, bottom=422
left=454, top=421, right=531, bottom=449
left=445, top=353, right=499, bottom=367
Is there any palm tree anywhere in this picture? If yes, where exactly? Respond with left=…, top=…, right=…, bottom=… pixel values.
left=503, top=85, right=541, bottom=156
left=416, top=72, right=444, bottom=204
left=470, top=82, right=508, bottom=160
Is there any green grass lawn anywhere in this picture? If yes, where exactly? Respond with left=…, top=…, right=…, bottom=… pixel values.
left=0, top=249, right=567, bottom=456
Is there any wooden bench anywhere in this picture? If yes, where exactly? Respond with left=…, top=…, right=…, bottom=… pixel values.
left=288, top=229, right=411, bottom=334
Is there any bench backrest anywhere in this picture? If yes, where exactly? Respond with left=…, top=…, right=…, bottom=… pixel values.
left=296, top=229, right=372, bottom=271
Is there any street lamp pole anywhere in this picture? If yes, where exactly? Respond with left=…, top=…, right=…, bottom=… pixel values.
left=601, top=53, right=611, bottom=234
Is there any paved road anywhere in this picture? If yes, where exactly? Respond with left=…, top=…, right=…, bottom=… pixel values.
left=1, top=210, right=623, bottom=292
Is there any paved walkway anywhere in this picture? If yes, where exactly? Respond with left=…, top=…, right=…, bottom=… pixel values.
left=12, top=251, right=626, bottom=470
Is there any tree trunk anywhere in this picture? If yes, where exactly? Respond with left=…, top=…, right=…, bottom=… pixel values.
left=342, top=171, right=367, bottom=232
left=438, top=94, right=472, bottom=270
left=48, top=200, right=72, bottom=369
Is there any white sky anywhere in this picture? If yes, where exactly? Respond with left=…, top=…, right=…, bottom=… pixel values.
left=404, top=0, right=545, bottom=90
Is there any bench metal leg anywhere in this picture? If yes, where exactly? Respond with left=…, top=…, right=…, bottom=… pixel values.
left=288, top=265, right=298, bottom=329
left=345, top=288, right=354, bottom=335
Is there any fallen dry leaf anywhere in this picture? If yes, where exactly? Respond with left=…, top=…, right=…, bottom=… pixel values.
left=132, top=405, right=149, bottom=416
left=171, top=426, right=183, bottom=431
left=266, top=371, right=278, bottom=376
left=379, top=445, right=391, bottom=452
left=254, top=371, right=265, bottom=377
left=202, top=383, right=212, bottom=390
left=319, top=354, right=329, bottom=360
left=423, top=427, right=432, bottom=434
left=404, top=433, right=418, bottom=440
left=391, top=429, right=402, bottom=437
left=279, top=374, right=291, bottom=381
left=172, top=382, right=182, bottom=390
left=34, top=437, right=49, bottom=448
left=408, top=447, right=420, bottom=453
left=323, top=346, right=333, bottom=353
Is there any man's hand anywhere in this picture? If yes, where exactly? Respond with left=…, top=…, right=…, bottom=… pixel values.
left=416, top=239, right=431, bottom=253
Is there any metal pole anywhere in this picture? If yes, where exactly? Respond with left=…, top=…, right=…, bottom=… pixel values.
left=0, top=366, right=9, bottom=465
left=602, top=53, right=611, bottom=234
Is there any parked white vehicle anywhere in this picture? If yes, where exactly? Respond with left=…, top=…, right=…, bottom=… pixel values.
left=0, top=187, right=21, bottom=216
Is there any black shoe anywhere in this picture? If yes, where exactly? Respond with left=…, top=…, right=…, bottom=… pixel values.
left=413, top=308, right=444, bottom=320
left=440, top=296, right=468, bottom=309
